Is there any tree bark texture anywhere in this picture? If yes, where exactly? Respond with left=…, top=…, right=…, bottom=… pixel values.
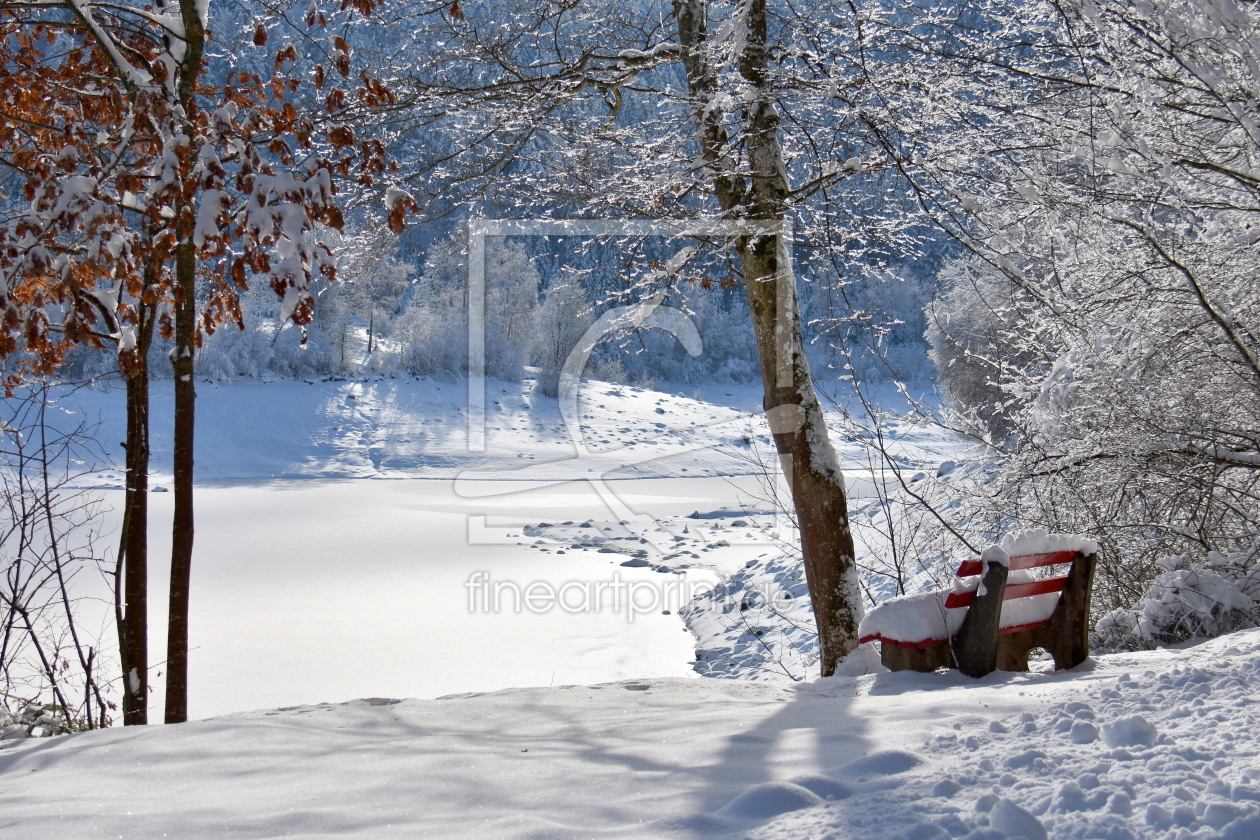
left=117, top=299, right=155, bottom=725
left=674, top=0, right=863, bottom=675
left=165, top=0, right=205, bottom=724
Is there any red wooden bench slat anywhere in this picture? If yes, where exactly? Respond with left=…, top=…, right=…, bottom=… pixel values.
left=858, top=633, right=948, bottom=650
left=955, top=549, right=1077, bottom=578
left=998, top=620, right=1051, bottom=636
left=942, top=575, right=1068, bottom=610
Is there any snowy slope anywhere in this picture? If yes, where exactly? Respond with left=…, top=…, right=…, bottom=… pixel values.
left=60, top=377, right=766, bottom=482
left=3, top=630, right=1259, bottom=839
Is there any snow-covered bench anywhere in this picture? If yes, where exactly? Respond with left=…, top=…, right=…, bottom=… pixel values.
left=858, top=533, right=1099, bottom=677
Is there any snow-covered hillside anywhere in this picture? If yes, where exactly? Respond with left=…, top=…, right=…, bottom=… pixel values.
left=3, top=629, right=1258, bottom=839
left=62, top=377, right=768, bottom=483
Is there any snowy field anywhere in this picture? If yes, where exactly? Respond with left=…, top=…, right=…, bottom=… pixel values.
left=3, top=628, right=1258, bottom=839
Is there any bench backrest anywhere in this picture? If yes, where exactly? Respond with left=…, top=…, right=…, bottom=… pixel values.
left=943, top=550, right=1078, bottom=610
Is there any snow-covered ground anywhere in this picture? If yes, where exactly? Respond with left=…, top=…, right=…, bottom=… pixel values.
left=67, top=376, right=770, bottom=484
left=11, top=376, right=1260, bottom=838
left=4, top=628, right=1259, bottom=839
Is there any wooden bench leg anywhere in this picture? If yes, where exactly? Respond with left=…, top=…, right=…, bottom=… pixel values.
left=996, top=628, right=1038, bottom=672
left=881, top=642, right=954, bottom=672
left=995, top=551, right=1097, bottom=672
left=1043, top=551, right=1096, bottom=670
left=952, top=561, right=1008, bottom=678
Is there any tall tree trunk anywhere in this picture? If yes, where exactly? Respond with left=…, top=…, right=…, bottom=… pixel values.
left=165, top=244, right=196, bottom=724
left=675, top=0, right=863, bottom=675
left=117, top=298, right=155, bottom=725
left=165, top=0, right=205, bottom=724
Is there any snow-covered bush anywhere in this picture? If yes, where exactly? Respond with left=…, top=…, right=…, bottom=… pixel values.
left=533, top=274, right=594, bottom=396
left=1094, top=548, right=1260, bottom=651
left=197, top=276, right=341, bottom=380
left=592, top=283, right=760, bottom=388
left=890, top=0, right=1260, bottom=623
left=396, top=232, right=541, bottom=381
left=1, top=386, right=113, bottom=730
left=0, top=702, right=85, bottom=740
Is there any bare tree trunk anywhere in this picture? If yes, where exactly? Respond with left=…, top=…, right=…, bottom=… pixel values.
left=165, top=0, right=205, bottom=724
left=675, top=0, right=863, bottom=675
left=165, top=244, right=196, bottom=724
left=117, top=297, right=154, bottom=725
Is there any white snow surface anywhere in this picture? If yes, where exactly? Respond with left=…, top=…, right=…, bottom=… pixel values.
left=14, top=377, right=1260, bottom=837
left=5, top=630, right=1260, bottom=839
left=997, top=531, right=1100, bottom=559
left=65, top=377, right=766, bottom=482
left=39, top=378, right=962, bottom=710
left=49, top=378, right=932, bottom=717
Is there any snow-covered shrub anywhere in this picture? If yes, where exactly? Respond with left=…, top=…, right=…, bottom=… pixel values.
left=0, top=702, right=85, bottom=740
left=1093, top=549, right=1260, bottom=651
left=533, top=274, right=594, bottom=396
left=588, top=355, right=627, bottom=384
left=396, top=232, right=541, bottom=381
left=197, top=273, right=341, bottom=380
left=900, top=0, right=1260, bottom=615
left=394, top=265, right=467, bottom=380
left=1, top=387, right=113, bottom=730
left=562, top=280, right=761, bottom=389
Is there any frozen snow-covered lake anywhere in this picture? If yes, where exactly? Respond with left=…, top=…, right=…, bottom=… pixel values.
left=50, top=377, right=952, bottom=720
left=118, top=475, right=775, bottom=720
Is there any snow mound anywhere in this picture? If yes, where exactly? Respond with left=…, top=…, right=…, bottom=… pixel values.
left=788, top=774, right=855, bottom=801
left=989, top=797, right=1047, bottom=840
left=832, top=642, right=889, bottom=676
left=840, top=749, right=924, bottom=777
left=719, top=781, right=824, bottom=818
left=1221, top=813, right=1260, bottom=839
left=1100, top=714, right=1158, bottom=748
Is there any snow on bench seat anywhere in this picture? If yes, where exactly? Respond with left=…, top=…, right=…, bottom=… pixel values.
left=858, top=570, right=1062, bottom=649
left=858, top=531, right=1100, bottom=649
